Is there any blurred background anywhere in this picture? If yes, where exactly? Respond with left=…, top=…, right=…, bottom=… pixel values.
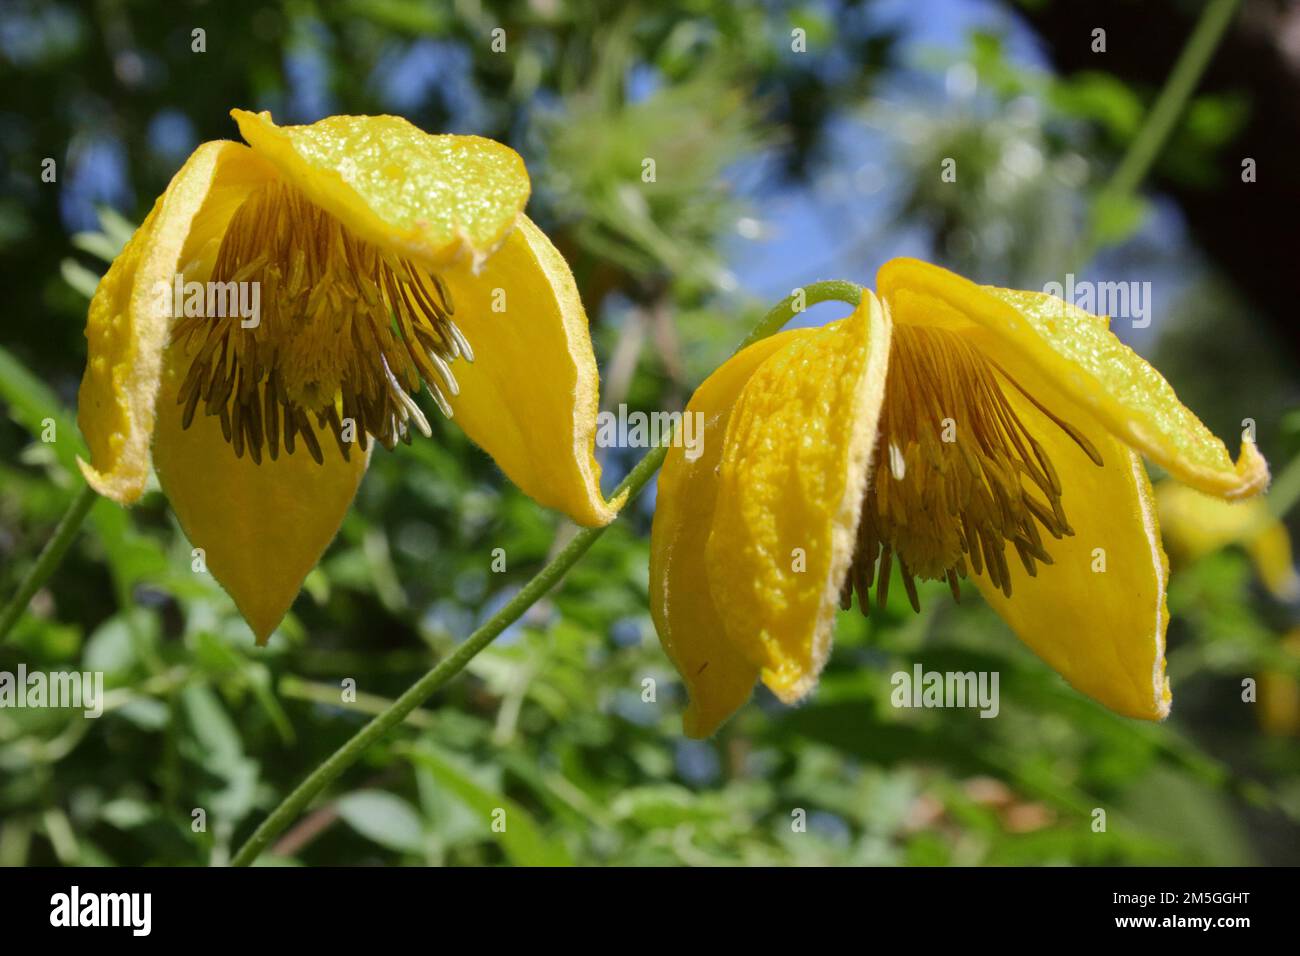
left=1, top=0, right=1299, bottom=866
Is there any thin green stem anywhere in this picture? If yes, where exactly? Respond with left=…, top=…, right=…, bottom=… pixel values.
left=1106, top=0, right=1241, bottom=198
left=230, top=279, right=862, bottom=866
left=0, top=484, right=98, bottom=643
left=1081, top=0, right=1242, bottom=261
left=737, top=279, right=863, bottom=349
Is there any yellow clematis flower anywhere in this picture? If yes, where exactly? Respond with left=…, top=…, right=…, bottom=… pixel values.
left=1260, top=629, right=1300, bottom=736
left=77, top=110, right=621, bottom=642
left=1155, top=481, right=1299, bottom=601
left=650, top=258, right=1269, bottom=737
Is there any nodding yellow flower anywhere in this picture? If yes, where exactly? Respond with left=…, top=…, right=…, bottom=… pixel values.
left=77, top=110, right=621, bottom=642
left=650, top=258, right=1269, bottom=737
left=1155, top=481, right=1300, bottom=601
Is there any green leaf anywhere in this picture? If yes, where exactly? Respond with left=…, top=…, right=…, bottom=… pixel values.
left=83, top=612, right=144, bottom=675
left=59, top=258, right=102, bottom=299
left=405, top=745, right=572, bottom=866
left=70, top=231, right=121, bottom=263
left=94, top=205, right=136, bottom=252
left=1089, top=190, right=1150, bottom=249
left=610, top=784, right=728, bottom=828
left=100, top=798, right=155, bottom=830
left=0, top=345, right=85, bottom=473
left=180, top=684, right=260, bottom=825
left=335, top=790, right=427, bottom=855
left=181, top=683, right=244, bottom=764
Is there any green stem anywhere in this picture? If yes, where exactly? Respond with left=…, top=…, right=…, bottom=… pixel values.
left=0, top=484, right=98, bottom=643
left=1107, top=0, right=1241, bottom=197
left=230, top=279, right=862, bottom=866
left=737, top=279, right=863, bottom=349
left=1083, top=0, right=1242, bottom=260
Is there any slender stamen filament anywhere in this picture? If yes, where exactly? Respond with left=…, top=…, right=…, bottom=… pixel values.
left=170, top=179, right=470, bottom=463
left=840, top=324, right=1103, bottom=616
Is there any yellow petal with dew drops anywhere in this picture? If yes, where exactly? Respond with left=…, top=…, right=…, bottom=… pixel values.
left=705, top=293, right=890, bottom=703
left=232, top=110, right=529, bottom=273
left=649, top=330, right=801, bottom=738
left=1156, top=482, right=1300, bottom=601
left=441, top=214, right=623, bottom=527
left=961, top=333, right=1172, bottom=720
left=152, top=346, right=369, bottom=644
left=77, top=141, right=277, bottom=504
left=878, top=258, right=1267, bottom=501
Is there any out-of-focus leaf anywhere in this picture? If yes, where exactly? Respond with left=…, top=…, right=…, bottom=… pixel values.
left=610, top=783, right=730, bottom=827
left=100, top=798, right=154, bottom=830
left=83, top=611, right=146, bottom=676
left=0, top=345, right=84, bottom=472
left=1089, top=190, right=1149, bottom=249
left=59, top=258, right=101, bottom=299
left=70, top=231, right=120, bottom=263
left=94, top=205, right=136, bottom=253
left=404, top=745, right=572, bottom=866
left=1049, top=71, right=1143, bottom=138
left=335, top=790, right=426, bottom=855
left=179, top=684, right=259, bottom=826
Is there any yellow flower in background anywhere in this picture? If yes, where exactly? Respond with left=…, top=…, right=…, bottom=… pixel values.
left=77, top=110, right=621, bottom=642
left=1260, top=630, right=1300, bottom=736
left=650, top=258, right=1269, bottom=737
left=1155, top=480, right=1300, bottom=736
left=1155, top=481, right=1299, bottom=601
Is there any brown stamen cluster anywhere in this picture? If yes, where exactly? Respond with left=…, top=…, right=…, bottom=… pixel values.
left=842, top=323, right=1103, bottom=614
left=170, top=179, right=472, bottom=464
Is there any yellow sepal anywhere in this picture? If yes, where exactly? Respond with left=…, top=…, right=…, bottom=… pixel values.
left=152, top=347, right=368, bottom=643
left=878, top=257, right=1267, bottom=501
left=443, top=215, right=624, bottom=527
left=962, top=331, right=1172, bottom=720
left=706, top=293, right=890, bottom=703
left=232, top=109, right=529, bottom=272
left=77, top=141, right=276, bottom=504
left=648, top=332, right=800, bottom=737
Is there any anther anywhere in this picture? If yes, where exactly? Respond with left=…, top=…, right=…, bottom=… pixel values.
left=845, top=324, right=1103, bottom=616
left=169, top=179, right=473, bottom=464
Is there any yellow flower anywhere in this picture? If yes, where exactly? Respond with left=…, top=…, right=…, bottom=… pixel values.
left=77, top=110, right=621, bottom=642
left=650, top=258, right=1269, bottom=737
left=1155, top=481, right=1299, bottom=601
left=1260, top=629, right=1300, bottom=736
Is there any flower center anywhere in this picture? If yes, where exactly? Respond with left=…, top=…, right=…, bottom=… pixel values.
left=842, top=323, right=1103, bottom=614
left=169, top=179, right=472, bottom=464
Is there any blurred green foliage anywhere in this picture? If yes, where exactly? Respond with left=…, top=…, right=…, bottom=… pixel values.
left=1, top=0, right=1297, bottom=866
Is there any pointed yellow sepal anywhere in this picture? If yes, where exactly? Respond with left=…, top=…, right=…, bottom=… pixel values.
left=77, top=141, right=277, bottom=504
left=152, top=348, right=368, bottom=643
left=231, top=110, right=529, bottom=272
left=650, top=293, right=890, bottom=735
left=878, top=257, right=1268, bottom=501
left=442, top=215, right=625, bottom=527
